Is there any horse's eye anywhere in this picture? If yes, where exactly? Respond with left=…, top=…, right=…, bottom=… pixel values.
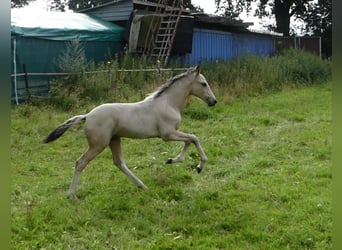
left=201, top=82, right=207, bottom=87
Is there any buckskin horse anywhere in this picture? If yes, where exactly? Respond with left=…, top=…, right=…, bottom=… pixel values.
left=43, top=66, right=217, bottom=199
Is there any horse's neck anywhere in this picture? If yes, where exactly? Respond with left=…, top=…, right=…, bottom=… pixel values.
left=163, top=81, right=191, bottom=111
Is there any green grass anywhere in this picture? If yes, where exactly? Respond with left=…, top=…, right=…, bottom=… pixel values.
left=11, top=83, right=331, bottom=249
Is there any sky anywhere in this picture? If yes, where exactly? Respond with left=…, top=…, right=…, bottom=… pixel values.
left=191, top=0, right=267, bottom=30
left=191, top=0, right=217, bottom=14
left=191, top=0, right=306, bottom=34
left=21, top=0, right=49, bottom=11
left=20, top=0, right=273, bottom=32
left=17, top=0, right=73, bottom=12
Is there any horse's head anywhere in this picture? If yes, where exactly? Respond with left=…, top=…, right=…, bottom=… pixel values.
left=188, top=65, right=217, bottom=107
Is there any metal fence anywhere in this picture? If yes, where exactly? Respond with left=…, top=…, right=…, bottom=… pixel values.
left=275, top=36, right=322, bottom=58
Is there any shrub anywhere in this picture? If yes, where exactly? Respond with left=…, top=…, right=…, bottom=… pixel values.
left=275, top=49, right=332, bottom=84
left=48, top=40, right=90, bottom=109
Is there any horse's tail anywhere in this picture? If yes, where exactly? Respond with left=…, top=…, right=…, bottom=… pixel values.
left=43, top=115, right=86, bottom=143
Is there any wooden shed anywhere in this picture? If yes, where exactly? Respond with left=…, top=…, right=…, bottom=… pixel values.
left=80, top=0, right=280, bottom=65
left=80, top=0, right=191, bottom=65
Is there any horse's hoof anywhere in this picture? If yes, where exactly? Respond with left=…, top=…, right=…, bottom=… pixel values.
left=67, top=192, right=79, bottom=202
left=166, top=158, right=173, bottom=164
left=138, top=184, right=148, bottom=189
left=196, top=166, right=202, bottom=174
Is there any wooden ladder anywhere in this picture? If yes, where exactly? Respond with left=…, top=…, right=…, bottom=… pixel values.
left=143, top=0, right=183, bottom=66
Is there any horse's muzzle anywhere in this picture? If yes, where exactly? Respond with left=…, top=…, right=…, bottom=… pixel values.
left=207, top=97, right=217, bottom=107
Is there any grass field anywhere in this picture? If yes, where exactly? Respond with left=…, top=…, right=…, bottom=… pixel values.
left=11, top=83, right=332, bottom=249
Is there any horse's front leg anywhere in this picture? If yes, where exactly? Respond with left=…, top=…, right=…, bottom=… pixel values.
left=163, top=131, right=207, bottom=173
left=166, top=141, right=190, bottom=164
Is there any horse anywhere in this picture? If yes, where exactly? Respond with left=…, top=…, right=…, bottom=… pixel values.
left=43, top=65, right=217, bottom=199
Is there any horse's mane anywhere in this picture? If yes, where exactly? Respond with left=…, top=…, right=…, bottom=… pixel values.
left=147, top=67, right=197, bottom=99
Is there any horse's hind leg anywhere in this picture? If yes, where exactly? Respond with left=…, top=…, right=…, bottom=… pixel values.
left=68, top=145, right=105, bottom=199
left=109, top=136, right=148, bottom=189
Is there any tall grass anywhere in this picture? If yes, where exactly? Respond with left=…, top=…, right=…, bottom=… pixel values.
left=45, top=48, right=331, bottom=110
left=203, top=49, right=331, bottom=99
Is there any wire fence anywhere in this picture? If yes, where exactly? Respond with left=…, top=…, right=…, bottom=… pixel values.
left=11, top=67, right=189, bottom=105
left=10, top=67, right=189, bottom=77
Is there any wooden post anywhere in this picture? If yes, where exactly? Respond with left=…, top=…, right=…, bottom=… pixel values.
left=22, top=64, right=31, bottom=101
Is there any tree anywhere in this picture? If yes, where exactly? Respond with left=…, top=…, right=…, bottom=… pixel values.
left=49, top=0, right=111, bottom=11
left=11, top=0, right=35, bottom=8
left=301, top=0, right=332, bottom=57
left=215, top=0, right=331, bottom=57
left=215, top=0, right=313, bottom=36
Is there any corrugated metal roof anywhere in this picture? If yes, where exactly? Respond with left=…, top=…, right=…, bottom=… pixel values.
left=80, top=0, right=176, bottom=12
left=78, top=0, right=133, bottom=22
left=193, top=13, right=250, bottom=28
left=191, top=13, right=251, bottom=32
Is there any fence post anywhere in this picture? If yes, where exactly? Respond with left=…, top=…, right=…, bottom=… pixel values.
left=22, top=64, right=31, bottom=101
left=13, top=38, right=19, bottom=105
left=156, top=60, right=161, bottom=75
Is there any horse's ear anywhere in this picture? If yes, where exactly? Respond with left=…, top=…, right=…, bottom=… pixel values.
left=195, top=65, right=200, bottom=75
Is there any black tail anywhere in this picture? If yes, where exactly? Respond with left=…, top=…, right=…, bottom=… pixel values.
left=43, top=115, right=86, bottom=143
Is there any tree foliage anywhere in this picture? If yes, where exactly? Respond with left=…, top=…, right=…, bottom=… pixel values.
left=215, top=0, right=331, bottom=57
left=11, top=0, right=35, bottom=8
left=215, top=0, right=315, bottom=36
left=301, top=0, right=332, bottom=57
left=302, top=0, right=331, bottom=34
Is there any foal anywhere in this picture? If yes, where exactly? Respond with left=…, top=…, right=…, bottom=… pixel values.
left=43, top=66, right=217, bottom=199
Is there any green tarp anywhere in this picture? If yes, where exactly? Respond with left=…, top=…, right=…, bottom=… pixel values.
left=11, top=10, right=125, bottom=41
left=11, top=10, right=125, bottom=103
